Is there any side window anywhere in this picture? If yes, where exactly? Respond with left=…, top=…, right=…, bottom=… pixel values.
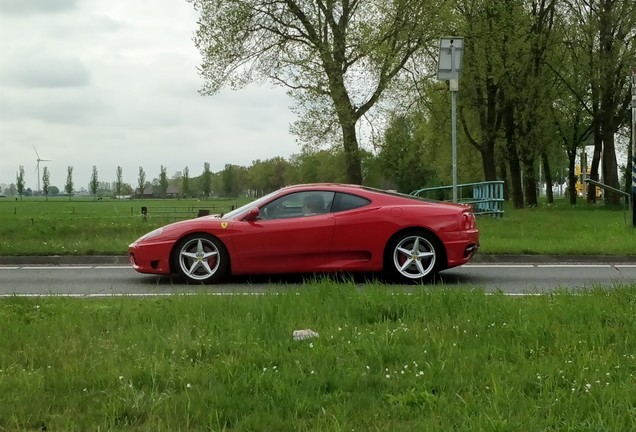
left=333, top=192, right=371, bottom=212
left=260, top=191, right=335, bottom=220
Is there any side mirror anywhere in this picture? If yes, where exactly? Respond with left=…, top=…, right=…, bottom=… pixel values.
left=244, top=206, right=260, bottom=221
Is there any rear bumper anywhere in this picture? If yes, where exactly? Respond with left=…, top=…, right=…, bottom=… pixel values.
left=440, top=229, right=480, bottom=268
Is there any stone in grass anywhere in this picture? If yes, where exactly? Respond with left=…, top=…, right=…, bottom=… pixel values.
left=292, top=329, right=319, bottom=341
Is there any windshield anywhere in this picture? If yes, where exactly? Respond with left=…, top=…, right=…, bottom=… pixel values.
left=222, top=190, right=280, bottom=220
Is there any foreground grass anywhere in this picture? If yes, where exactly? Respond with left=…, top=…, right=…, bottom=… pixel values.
left=1, top=283, right=635, bottom=431
left=0, top=197, right=634, bottom=256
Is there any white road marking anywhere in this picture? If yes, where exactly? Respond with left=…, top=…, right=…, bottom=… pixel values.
left=616, top=264, right=636, bottom=269
left=537, top=264, right=611, bottom=268
left=20, top=266, right=94, bottom=270
left=0, top=266, right=19, bottom=270
left=94, top=266, right=131, bottom=269
left=466, top=264, right=534, bottom=268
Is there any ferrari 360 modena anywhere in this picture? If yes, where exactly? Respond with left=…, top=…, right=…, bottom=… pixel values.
left=129, top=184, right=479, bottom=283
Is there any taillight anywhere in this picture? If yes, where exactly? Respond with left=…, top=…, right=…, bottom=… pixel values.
left=462, top=212, right=475, bottom=230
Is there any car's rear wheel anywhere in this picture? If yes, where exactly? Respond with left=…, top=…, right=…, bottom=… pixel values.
left=385, top=230, right=441, bottom=284
left=172, top=234, right=229, bottom=283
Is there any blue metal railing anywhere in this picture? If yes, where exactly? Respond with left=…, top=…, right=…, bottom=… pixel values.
left=410, top=181, right=504, bottom=217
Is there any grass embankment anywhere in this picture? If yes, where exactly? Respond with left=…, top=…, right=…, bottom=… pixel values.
left=0, top=197, right=243, bottom=256
left=1, top=197, right=634, bottom=256
left=1, top=284, right=635, bottom=431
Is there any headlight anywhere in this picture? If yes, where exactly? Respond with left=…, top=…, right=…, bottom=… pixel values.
left=137, top=227, right=164, bottom=242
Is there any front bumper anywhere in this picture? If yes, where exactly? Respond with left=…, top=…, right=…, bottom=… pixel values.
left=128, top=240, right=174, bottom=275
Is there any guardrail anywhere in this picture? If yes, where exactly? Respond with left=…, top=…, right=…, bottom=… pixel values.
left=411, top=181, right=505, bottom=217
left=584, top=179, right=631, bottom=224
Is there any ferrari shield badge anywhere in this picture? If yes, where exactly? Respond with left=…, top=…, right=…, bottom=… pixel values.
left=221, top=222, right=228, bottom=229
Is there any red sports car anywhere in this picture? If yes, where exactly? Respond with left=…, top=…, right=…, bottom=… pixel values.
left=129, top=184, right=479, bottom=283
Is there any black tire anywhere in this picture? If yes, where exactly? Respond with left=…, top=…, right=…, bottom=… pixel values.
left=385, top=230, right=442, bottom=284
left=171, top=233, right=229, bottom=284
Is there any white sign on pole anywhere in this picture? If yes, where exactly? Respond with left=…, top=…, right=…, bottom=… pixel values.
left=437, top=37, right=464, bottom=81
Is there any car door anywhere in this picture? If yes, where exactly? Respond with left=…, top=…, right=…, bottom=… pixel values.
left=230, top=191, right=336, bottom=274
left=329, top=192, right=386, bottom=270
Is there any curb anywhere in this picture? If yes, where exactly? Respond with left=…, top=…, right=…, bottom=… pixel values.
left=0, top=255, right=130, bottom=265
left=0, top=254, right=633, bottom=266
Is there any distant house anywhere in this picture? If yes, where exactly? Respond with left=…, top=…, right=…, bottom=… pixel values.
left=135, top=185, right=181, bottom=198
left=165, top=185, right=180, bottom=198
left=136, top=186, right=154, bottom=198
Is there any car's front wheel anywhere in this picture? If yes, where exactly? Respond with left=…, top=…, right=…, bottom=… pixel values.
left=172, top=234, right=229, bottom=283
left=385, top=230, right=442, bottom=284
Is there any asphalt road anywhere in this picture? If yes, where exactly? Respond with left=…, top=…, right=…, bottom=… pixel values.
left=0, top=259, right=634, bottom=296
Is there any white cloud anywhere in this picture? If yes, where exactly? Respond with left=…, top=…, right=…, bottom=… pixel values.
left=0, top=0, right=298, bottom=191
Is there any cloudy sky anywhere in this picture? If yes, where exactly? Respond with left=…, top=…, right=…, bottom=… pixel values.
left=0, top=0, right=298, bottom=191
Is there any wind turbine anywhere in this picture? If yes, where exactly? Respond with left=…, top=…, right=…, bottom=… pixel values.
left=33, top=146, right=51, bottom=194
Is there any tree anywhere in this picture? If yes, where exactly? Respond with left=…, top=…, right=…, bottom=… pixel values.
left=182, top=166, right=190, bottom=198
left=201, top=162, right=212, bottom=197
left=456, top=0, right=506, bottom=182
left=49, top=185, right=60, bottom=195
left=563, top=0, right=636, bottom=205
left=379, top=114, right=435, bottom=193
left=137, top=167, right=146, bottom=198
left=89, top=165, right=99, bottom=199
left=115, top=166, right=123, bottom=198
left=190, top=0, right=449, bottom=184
left=247, top=157, right=294, bottom=196
left=159, top=165, right=169, bottom=197
left=42, top=167, right=51, bottom=201
left=16, top=165, right=25, bottom=201
left=7, top=184, right=17, bottom=196
left=65, top=166, right=74, bottom=201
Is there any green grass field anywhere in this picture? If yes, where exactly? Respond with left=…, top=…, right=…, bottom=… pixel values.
left=0, top=196, right=634, bottom=256
left=1, top=283, right=635, bottom=431
left=0, top=197, right=245, bottom=256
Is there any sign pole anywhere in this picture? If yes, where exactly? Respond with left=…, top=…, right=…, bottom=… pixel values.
left=436, top=37, right=464, bottom=203
left=451, top=80, right=458, bottom=202
left=632, top=69, right=636, bottom=227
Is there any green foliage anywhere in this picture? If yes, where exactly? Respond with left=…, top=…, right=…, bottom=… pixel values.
left=182, top=166, right=190, bottom=198
left=1, top=286, right=635, bottom=430
left=290, top=149, right=347, bottom=184
left=89, top=166, right=99, bottom=198
left=16, top=165, right=25, bottom=199
left=115, top=166, right=123, bottom=197
left=65, top=166, right=74, bottom=199
left=137, top=166, right=146, bottom=196
left=378, top=114, right=437, bottom=193
left=247, top=157, right=294, bottom=196
left=41, top=167, right=50, bottom=199
left=158, top=165, right=168, bottom=197
left=201, top=162, right=212, bottom=197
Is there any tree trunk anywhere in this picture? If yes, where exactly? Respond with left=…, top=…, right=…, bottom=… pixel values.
left=482, top=143, right=497, bottom=181
left=522, top=159, right=538, bottom=207
left=587, top=131, right=601, bottom=203
left=341, top=121, right=362, bottom=184
left=567, top=150, right=577, bottom=205
left=499, top=161, right=509, bottom=201
left=541, top=151, right=554, bottom=204
left=504, top=109, right=524, bottom=208
left=601, top=127, right=621, bottom=205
